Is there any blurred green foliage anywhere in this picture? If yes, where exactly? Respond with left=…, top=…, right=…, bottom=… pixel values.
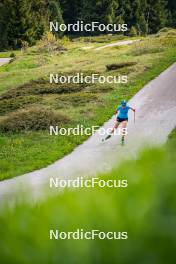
left=0, top=131, right=176, bottom=263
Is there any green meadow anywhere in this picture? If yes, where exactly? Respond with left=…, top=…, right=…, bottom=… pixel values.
left=0, top=29, right=176, bottom=180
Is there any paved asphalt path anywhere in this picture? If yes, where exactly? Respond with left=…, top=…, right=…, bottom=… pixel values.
left=0, top=58, right=11, bottom=66
left=0, top=63, right=176, bottom=203
left=81, top=39, right=140, bottom=51
left=95, top=39, right=141, bottom=50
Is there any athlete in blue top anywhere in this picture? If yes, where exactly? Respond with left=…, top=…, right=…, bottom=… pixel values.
left=103, top=100, right=136, bottom=145
left=117, top=104, right=131, bottom=120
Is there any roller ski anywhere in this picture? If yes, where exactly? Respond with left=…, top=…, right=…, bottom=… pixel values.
left=102, top=134, right=111, bottom=142
left=121, top=136, right=125, bottom=146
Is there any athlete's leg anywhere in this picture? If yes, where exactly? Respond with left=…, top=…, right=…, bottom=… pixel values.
left=121, top=121, right=128, bottom=145
left=103, top=121, right=120, bottom=141
left=111, top=121, right=120, bottom=134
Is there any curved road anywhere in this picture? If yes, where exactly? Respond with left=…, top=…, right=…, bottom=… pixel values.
left=82, top=39, right=141, bottom=51
left=0, top=58, right=11, bottom=66
left=95, top=39, right=141, bottom=51
left=0, top=63, right=176, bottom=203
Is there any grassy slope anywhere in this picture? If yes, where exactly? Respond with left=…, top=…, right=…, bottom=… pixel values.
left=0, top=130, right=176, bottom=264
left=0, top=31, right=176, bottom=180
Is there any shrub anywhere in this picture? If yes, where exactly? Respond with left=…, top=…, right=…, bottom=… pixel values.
left=76, top=34, right=126, bottom=43
left=21, top=41, right=29, bottom=53
left=0, top=96, right=41, bottom=115
left=0, top=79, right=86, bottom=99
left=38, top=32, right=66, bottom=53
left=129, top=26, right=138, bottom=37
left=9, top=52, right=16, bottom=58
left=86, top=84, right=113, bottom=93
left=60, top=36, right=70, bottom=46
left=0, top=107, right=69, bottom=133
left=156, top=28, right=176, bottom=38
left=57, top=92, right=98, bottom=106
left=158, top=27, right=172, bottom=33
left=106, top=62, right=137, bottom=71
left=0, top=71, right=98, bottom=100
left=30, top=83, right=85, bottom=95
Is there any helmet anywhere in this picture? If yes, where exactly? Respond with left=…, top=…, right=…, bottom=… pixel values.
left=121, top=100, right=126, bottom=106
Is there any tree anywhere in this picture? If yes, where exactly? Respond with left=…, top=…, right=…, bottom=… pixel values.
left=137, top=15, right=148, bottom=35
left=48, top=0, right=64, bottom=37
left=129, top=26, right=138, bottom=36
left=79, top=0, right=118, bottom=35
left=146, top=0, right=168, bottom=33
left=0, top=0, right=64, bottom=50
left=167, top=0, right=176, bottom=27
left=0, top=0, right=11, bottom=49
left=60, top=0, right=83, bottom=24
left=0, top=0, right=34, bottom=49
left=0, top=0, right=175, bottom=50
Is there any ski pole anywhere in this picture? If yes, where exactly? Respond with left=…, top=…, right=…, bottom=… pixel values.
left=134, top=110, right=136, bottom=124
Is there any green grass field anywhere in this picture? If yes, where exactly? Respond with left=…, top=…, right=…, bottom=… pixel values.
left=0, top=29, right=176, bottom=180
left=0, top=130, right=175, bottom=264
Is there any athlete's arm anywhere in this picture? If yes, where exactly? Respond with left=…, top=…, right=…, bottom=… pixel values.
left=130, top=107, right=136, bottom=112
left=115, top=106, right=120, bottom=114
